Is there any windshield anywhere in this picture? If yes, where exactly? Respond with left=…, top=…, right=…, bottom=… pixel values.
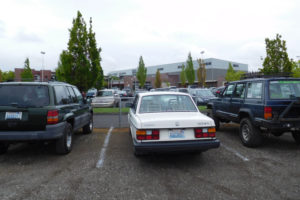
left=0, top=85, right=49, bottom=107
left=196, top=90, right=214, bottom=97
left=139, top=95, right=198, bottom=113
left=269, top=80, right=300, bottom=99
left=98, top=91, right=113, bottom=97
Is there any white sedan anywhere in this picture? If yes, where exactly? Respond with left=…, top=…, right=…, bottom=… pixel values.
left=128, top=92, right=220, bottom=156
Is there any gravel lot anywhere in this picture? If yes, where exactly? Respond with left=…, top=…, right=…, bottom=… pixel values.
left=0, top=115, right=299, bottom=200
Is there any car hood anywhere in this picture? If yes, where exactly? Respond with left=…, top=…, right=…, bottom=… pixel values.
left=136, top=112, right=214, bottom=129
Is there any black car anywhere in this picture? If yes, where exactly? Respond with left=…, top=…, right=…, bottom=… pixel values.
left=208, top=77, right=300, bottom=147
left=0, top=81, right=93, bottom=155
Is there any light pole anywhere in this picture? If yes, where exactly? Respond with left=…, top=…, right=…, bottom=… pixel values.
left=41, top=51, right=45, bottom=82
left=200, top=51, right=206, bottom=87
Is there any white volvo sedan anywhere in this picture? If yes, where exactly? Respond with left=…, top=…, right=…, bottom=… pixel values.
left=128, top=92, right=220, bottom=155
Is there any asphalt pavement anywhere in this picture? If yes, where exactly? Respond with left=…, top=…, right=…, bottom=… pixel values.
left=0, top=117, right=299, bottom=200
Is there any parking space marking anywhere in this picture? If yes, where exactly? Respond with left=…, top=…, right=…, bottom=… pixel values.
left=96, top=126, right=114, bottom=168
left=222, top=144, right=249, bottom=162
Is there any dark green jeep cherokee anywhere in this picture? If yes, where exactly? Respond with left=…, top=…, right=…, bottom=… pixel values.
left=0, top=81, right=93, bottom=154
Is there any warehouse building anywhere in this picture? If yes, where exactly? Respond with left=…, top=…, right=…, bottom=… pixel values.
left=107, top=58, right=248, bottom=89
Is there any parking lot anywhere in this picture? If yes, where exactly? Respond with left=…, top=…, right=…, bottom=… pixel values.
left=0, top=115, right=299, bottom=200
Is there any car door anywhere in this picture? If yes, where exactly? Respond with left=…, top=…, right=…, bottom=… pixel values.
left=72, top=87, right=90, bottom=129
left=216, top=84, right=235, bottom=118
left=230, top=83, right=246, bottom=122
left=245, top=81, right=264, bottom=121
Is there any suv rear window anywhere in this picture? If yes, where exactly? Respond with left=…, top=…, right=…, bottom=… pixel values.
left=269, top=80, right=300, bottom=99
left=0, top=85, right=49, bottom=107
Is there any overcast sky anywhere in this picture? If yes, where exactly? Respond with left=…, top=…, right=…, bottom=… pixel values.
left=0, top=0, right=299, bottom=74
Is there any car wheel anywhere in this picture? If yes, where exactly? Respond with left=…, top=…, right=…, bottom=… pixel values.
left=56, top=123, right=73, bottom=154
left=83, top=115, right=93, bottom=134
left=0, top=143, right=9, bottom=154
left=292, top=131, right=300, bottom=144
left=239, top=118, right=263, bottom=147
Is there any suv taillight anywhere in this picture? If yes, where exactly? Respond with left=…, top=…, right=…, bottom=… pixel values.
left=47, top=110, right=59, bottom=124
left=264, top=106, right=272, bottom=120
left=194, top=127, right=216, bottom=138
left=136, top=129, right=160, bottom=140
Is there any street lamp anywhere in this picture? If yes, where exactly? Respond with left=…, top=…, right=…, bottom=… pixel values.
left=41, top=51, right=45, bottom=82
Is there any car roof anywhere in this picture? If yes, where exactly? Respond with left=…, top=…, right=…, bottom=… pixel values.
left=138, top=91, right=190, bottom=97
left=0, top=81, right=73, bottom=86
left=229, top=77, right=300, bottom=84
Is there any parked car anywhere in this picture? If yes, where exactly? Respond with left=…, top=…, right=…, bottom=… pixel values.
left=0, top=81, right=93, bottom=155
left=192, top=89, right=216, bottom=105
left=212, top=86, right=225, bottom=97
left=127, top=92, right=220, bottom=156
left=123, top=87, right=133, bottom=97
left=86, top=91, right=97, bottom=99
left=175, top=88, right=189, bottom=93
left=91, top=89, right=120, bottom=107
left=208, top=77, right=300, bottom=147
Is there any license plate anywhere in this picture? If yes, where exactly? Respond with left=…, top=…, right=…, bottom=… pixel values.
left=169, top=129, right=185, bottom=139
left=5, top=112, right=22, bottom=120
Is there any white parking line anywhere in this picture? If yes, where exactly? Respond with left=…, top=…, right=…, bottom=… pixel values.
left=221, top=144, right=249, bottom=162
left=96, top=126, right=114, bottom=168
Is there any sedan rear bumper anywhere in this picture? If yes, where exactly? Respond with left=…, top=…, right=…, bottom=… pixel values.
left=133, top=139, right=220, bottom=153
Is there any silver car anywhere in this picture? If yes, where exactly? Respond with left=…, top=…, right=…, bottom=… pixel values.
left=91, top=89, right=120, bottom=107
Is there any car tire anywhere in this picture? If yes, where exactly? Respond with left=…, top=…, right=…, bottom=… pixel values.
left=0, top=143, right=9, bottom=154
left=239, top=118, right=263, bottom=147
left=292, top=131, right=300, bottom=144
left=83, top=115, right=93, bottom=134
left=56, top=123, right=73, bottom=154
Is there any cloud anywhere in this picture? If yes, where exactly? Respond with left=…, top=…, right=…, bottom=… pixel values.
left=15, top=29, right=43, bottom=43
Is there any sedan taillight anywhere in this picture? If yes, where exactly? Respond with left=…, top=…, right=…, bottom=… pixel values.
left=194, top=127, right=216, bottom=138
left=47, top=110, right=59, bottom=124
left=136, top=129, right=160, bottom=140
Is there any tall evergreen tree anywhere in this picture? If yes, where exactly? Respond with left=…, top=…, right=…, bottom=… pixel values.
left=180, top=64, right=186, bottom=87
left=56, top=11, right=103, bottom=92
left=261, top=34, right=293, bottom=75
left=185, top=52, right=195, bottom=85
left=137, top=56, right=147, bottom=88
left=21, top=58, right=34, bottom=82
left=197, top=59, right=206, bottom=87
left=292, top=60, right=300, bottom=78
left=154, top=69, right=162, bottom=88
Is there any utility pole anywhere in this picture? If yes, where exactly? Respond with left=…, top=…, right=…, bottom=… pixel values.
left=41, top=51, right=45, bottom=82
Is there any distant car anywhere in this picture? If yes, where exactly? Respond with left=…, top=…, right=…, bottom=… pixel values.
left=91, top=89, right=120, bottom=107
left=175, top=88, right=189, bottom=93
left=128, top=92, right=220, bottom=156
left=123, top=87, right=133, bottom=97
left=212, top=86, right=225, bottom=97
left=193, top=89, right=216, bottom=105
left=86, top=91, right=97, bottom=99
left=0, top=81, right=93, bottom=155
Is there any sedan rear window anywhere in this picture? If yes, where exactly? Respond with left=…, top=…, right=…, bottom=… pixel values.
left=269, top=80, right=300, bottom=99
left=98, top=91, right=113, bottom=97
left=139, top=95, right=197, bottom=113
left=0, top=85, right=49, bottom=107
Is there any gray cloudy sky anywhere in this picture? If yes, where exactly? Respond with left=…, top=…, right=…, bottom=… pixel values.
left=0, top=0, right=299, bottom=74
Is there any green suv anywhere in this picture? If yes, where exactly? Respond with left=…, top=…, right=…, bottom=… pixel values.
left=0, top=81, right=93, bottom=154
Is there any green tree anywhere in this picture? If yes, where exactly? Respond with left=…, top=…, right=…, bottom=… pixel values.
left=261, top=34, right=293, bottom=75
left=2, top=71, right=15, bottom=81
left=136, top=56, right=147, bottom=88
left=292, top=60, right=300, bottom=78
left=197, top=58, right=206, bottom=87
left=154, top=69, right=162, bottom=88
left=56, top=11, right=103, bottom=92
left=185, top=52, right=195, bottom=85
left=225, top=63, right=244, bottom=82
left=180, top=64, right=186, bottom=87
left=21, top=58, right=34, bottom=82
left=0, top=70, right=2, bottom=82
